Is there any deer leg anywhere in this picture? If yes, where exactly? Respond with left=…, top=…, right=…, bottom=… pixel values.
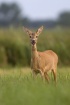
left=52, top=69, right=57, bottom=83
left=44, top=72, right=50, bottom=83
left=32, top=70, right=37, bottom=79
left=40, top=71, right=45, bottom=81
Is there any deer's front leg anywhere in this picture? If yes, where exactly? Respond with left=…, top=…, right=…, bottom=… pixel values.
left=40, top=70, right=45, bottom=81
left=32, top=70, right=37, bottom=79
left=40, top=70, right=50, bottom=83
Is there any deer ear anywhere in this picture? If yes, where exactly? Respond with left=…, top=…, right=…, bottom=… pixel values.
left=23, top=27, right=32, bottom=35
left=36, top=26, right=43, bottom=36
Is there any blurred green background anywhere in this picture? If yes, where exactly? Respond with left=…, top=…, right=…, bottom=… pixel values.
left=0, top=28, right=70, bottom=67
left=0, top=1, right=70, bottom=67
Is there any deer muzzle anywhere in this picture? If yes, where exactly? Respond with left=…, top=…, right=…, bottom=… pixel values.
left=31, top=40, right=36, bottom=45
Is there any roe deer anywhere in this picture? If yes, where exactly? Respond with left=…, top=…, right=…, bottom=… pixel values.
left=23, top=26, right=58, bottom=83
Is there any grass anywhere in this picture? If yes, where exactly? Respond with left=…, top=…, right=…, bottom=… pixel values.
left=0, top=67, right=70, bottom=105
left=0, top=28, right=70, bottom=66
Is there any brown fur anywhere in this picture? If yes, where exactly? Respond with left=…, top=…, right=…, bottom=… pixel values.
left=23, top=26, right=58, bottom=83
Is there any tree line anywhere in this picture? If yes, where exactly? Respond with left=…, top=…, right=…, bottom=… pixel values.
left=0, top=3, right=70, bottom=28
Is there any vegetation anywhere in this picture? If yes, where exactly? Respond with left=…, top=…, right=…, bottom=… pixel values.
left=0, top=67, right=70, bottom=105
left=0, top=28, right=70, bottom=67
left=0, top=2, right=70, bottom=28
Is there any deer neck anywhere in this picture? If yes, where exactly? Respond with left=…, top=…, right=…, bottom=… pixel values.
left=31, top=44, right=38, bottom=59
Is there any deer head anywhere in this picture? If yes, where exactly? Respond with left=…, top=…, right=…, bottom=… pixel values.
left=23, top=26, right=43, bottom=46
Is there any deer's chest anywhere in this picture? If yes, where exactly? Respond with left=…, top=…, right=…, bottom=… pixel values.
left=31, top=56, right=40, bottom=70
left=31, top=56, right=44, bottom=71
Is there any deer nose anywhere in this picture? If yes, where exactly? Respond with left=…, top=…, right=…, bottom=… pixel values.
left=31, top=40, right=35, bottom=45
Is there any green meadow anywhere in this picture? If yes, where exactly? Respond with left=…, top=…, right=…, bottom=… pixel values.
left=0, top=28, right=70, bottom=105
left=0, top=67, right=70, bottom=105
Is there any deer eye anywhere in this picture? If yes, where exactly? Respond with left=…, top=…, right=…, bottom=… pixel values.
left=36, top=36, right=38, bottom=38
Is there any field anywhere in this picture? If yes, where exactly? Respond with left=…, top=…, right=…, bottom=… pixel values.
left=0, top=67, right=70, bottom=105
left=0, top=28, right=70, bottom=105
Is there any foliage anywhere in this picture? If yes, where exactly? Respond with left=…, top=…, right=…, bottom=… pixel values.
left=0, top=3, right=21, bottom=26
left=0, top=28, right=70, bottom=67
left=58, top=12, right=70, bottom=27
